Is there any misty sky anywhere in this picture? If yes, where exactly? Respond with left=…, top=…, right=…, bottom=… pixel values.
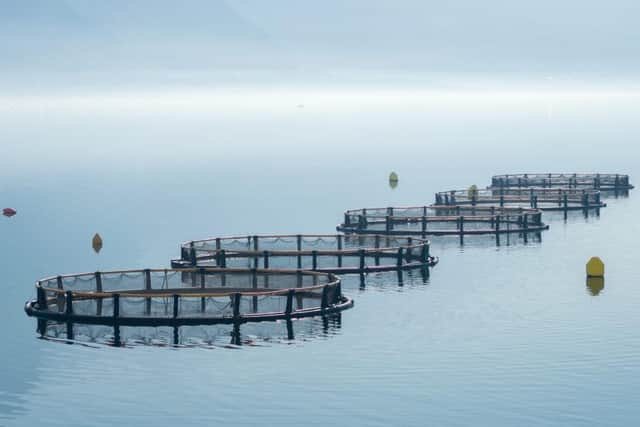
left=1, top=0, right=639, bottom=78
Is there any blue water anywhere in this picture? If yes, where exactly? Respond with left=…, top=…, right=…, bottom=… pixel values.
left=1, top=88, right=639, bottom=426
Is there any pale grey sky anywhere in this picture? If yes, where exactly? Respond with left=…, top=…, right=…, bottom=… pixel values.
left=1, top=0, right=639, bottom=79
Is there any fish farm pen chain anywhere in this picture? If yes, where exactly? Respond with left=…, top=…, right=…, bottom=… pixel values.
left=24, top=172, right=632, bottom=346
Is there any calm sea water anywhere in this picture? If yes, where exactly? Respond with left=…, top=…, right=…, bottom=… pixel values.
left=1, top=88, right=639, bottom=426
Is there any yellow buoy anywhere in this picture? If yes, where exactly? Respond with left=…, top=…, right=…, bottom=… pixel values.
left=388, top=171, right=399, bottom=189
left=92, top=233, right=103, bottom=253
left=586, top=256, right=604, bottom=277
left=467, top=184, right=479, bottom=199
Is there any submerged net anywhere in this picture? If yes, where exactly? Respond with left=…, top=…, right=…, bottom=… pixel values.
left=40, top=313, right=344, bottom=348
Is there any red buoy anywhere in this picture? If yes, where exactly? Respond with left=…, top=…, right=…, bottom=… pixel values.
left=2, top=208, right=16, bottom=218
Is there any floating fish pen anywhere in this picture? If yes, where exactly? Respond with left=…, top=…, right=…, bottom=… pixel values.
left=171, top=234, right=438, bottom=274
left=24, top=268, right=353, bottom=335
left=434, top=187, right=605, bottom=211
left=337, top=206, right=549, bottom=240
left=491, top=173, right=633, bottom=190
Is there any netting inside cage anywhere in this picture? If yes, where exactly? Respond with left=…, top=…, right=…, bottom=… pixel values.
left=337, top=205, right=548, bottom=236
left=176, top=234, right=436, bottom=273
left=434, top=187, right=605, bottom=210
left=491, top=173, right=633, bottom=190
left=39, top=313, right=344, bottom=348
left=27, top=268, right=352, bottom=326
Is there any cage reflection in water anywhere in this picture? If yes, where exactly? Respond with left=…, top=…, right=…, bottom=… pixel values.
left=36, top=313, right=344, bottom=348
left=24, top=268, right=354, bottom=347
left=172, top=234, right=438, bottom=273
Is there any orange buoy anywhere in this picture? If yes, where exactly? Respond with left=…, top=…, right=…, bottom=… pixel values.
left=92, top=233, right=103, bottom=253
left=2, top=208, right=17, bottom=218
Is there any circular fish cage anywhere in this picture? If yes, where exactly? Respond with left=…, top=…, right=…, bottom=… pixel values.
left=434, top=187, right=606, bottom=211
left=337, top=205, right=549, bottom=238
left=171, top=234, right=438, bottom=274
left=24, top=268, right=353, bottom=329
left=491, top=173, right=633, bottom=190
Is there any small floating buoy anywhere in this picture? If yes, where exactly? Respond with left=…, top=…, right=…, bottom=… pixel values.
left=467, top=185, right=479, bottom=199
left=92, top=233, right=103, bottom=253
left=389, top=171, right=399, bottom=189
left=2, top=208, right=17, bottom=218
left=586, top=256, right=604, bottom=277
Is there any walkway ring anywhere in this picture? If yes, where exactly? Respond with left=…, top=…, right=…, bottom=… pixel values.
left=435, top=187, right=606, bottom=211
left=491, top=173, right=633, bottom=190
left=172, top=234, right=437, bottom=273
left=337, top=205, right=549, bottom=237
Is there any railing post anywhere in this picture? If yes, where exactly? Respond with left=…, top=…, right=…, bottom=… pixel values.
left=144, top=269, right=152, bottom=315
left=233, top=293, right=241, bottom=321
left=359, top=249, right=365, bottom=271
left=396, top=247, right=404, bottom=268
left=296, top=270, right=303, bottom=288
left=285, top=289, right=295, bottom=315
left=95, top=271, right=103, bottom=315
left=297, top=235, right=302, bottom=268
left=56, top=275, right=64, bottom=312
left=220, top=250, right=227, bottom=268
left=65, top=291, right=73, bottom=315
left=173, top=294, right=179, bottom=319
left=320, top=286, right=329, bottom=312
left=337, top=235, right=343, bottom=267
left=37, top=285, right=48, bottom=310
left=113, top=293, right=120, bottom=319
left=312, top=250, right=318, bottom=271
left=263, top=250, right=269, bottom=269
left=200, top=268, right=206, bottom=313
left=189, top=242, right=196, bottom=265
left=252, top=236, right=259, bottom=269
left=385, top=215, right=391, bottom=233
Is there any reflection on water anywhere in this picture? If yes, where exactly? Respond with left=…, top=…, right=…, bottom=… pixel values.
left=37, top=314, right=343, bottom=348
left=586, top=277, right=605, bottom=296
